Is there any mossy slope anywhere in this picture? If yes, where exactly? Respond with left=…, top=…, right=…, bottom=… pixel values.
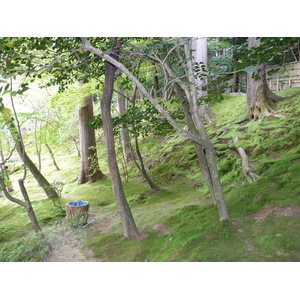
left=1, top=88, right=300, bottom=261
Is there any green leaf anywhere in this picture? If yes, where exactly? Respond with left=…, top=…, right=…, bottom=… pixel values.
left=145, top=47, right=152, bottom=56
left=5, top=38, right=17, bottom=48
left=154, top=43, right=164, bottom=49
left=244, top=66, right=256, bottom=74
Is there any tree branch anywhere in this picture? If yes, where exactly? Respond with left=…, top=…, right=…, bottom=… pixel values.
left=0, top=175, right=25, bottom=206
left=80, top=38, right=206, bottom=147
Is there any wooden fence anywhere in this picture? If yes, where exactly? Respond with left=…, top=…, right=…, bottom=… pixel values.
left=267, top=61, right=300, bottom=91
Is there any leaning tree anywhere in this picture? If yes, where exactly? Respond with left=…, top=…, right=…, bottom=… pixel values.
left=81, top=37, right=230, bottom=221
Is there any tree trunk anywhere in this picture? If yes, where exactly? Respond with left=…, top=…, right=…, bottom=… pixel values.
left=45, top=143, right=60, bottom=171
left=117, top=87, right=132, bottom=163
left=134, top=136, right=161, bottom=192
left=151, top=65, right=160, bottom=98
left=245, top=37, right=282, bottom=120
left=184, top=39, right=229, bottom=220
left=0, top=150, right=4, bottom=163
left=77, top=81, right=104, bottom=184
left=101, top=49, right=139, bottom=239
left=70, top=136, right=81, bottom=157
left=232, top=72, right=239, bottom=92
left=81, top=38, right=229, bottom=221
left=34, top=117, right=42, bottom=172
left=19, top=179, right=42, bottom=233
left=192, top=37, right=214, bottom=124
left=7, top=119, right=59, bottom=199
left=174, top=83, right=216, bottom=205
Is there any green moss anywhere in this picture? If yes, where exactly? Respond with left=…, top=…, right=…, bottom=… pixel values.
left=2, top=87, right=300, bottom=262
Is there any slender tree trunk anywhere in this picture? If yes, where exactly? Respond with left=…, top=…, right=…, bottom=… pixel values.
left=233, top=72, right=239, bottom=92
left=134, top=136, right=161, bottom=192
left=117, top=87, right=132, bottom=163
left=45, top=143, right=60, bottom=171
left=192, top=37, right=214, bottom=124
left=152, top=65, right=160, bottom=98
left=7, top=119, right=59, bottom=199
left=174, top=83, right=216, bottom=205
left=0, top=144, right=14, bottom=191
left=101, top=49, right=139, bottom=238
left=184, top=39, right=229, bottom=220
left=130, top=76, right=161, bottom=192
left=19, top=179, right=42, bottom=233
left=0, top=150, right=4, bottom=163
left=70, top=136, right=81, bottom=157
left=78, top=82, right=104, bottom=184
left=34, top=117, right=42, bottom=172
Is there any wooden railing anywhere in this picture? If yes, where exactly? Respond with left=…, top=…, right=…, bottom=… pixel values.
left=267, top=62, right=300, bottom=91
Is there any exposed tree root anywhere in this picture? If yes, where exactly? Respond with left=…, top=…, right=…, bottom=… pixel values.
left=233, top=137, right=260, bottom=184
left=266, top=85, right=285, bottom=103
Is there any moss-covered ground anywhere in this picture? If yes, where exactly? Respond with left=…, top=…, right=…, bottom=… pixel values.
left=1, top=88, right=300, bottom=261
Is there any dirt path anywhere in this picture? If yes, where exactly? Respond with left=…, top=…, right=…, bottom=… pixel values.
left=45, top=208, right=172, bottom=262
left=45, top=211, right=111, bottom=262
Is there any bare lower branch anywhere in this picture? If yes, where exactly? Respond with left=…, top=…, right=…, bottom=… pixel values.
left=0, top=175, right=25, bottom=206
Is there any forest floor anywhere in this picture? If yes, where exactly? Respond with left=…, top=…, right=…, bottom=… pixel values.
left=1, top=88, right=300, bottom=262
left=45, top=207, right=172, bottom=262
left=46, top=203, right=300, bottom=262
left=46, top=211, right=105, bottom=262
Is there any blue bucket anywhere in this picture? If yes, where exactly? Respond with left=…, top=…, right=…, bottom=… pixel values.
left=66, top=201, right=89, bottom=224
left=67, top=201, right=88, bottom=207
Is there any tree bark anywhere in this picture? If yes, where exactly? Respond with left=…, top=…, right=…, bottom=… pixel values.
left=117, top=87, right=132, bottom=163
left=151, top=65, right=161, bottom=98
left=19, top=179, right=42, bottom=233
left=45, top=143, right=60, bottom=171
left=77, top=81, right=104, bottom=184
left=7, top=119, right=59, bottom=199
left=174, top=83, right=216, bottom=205
left=101, top=48, right=139, bottom=238
left=244, top=37, right=284, bottom=121
left=0, top=150, right=4, bottom=163
left=192, top=37, right=214, bottom=124
left=134, top=136, right=161, bottom=192
left=184, top=39, right=229, bottom=220
left=34, top=117, right=42, bottom=172
left=232, top=72, right=239, bottom=92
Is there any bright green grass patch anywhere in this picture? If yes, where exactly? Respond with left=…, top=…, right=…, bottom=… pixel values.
left=85, top=202, right=300, bottom=262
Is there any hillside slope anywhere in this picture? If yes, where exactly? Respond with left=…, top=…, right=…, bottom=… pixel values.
left=0, top=88, right=300, bottom=262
